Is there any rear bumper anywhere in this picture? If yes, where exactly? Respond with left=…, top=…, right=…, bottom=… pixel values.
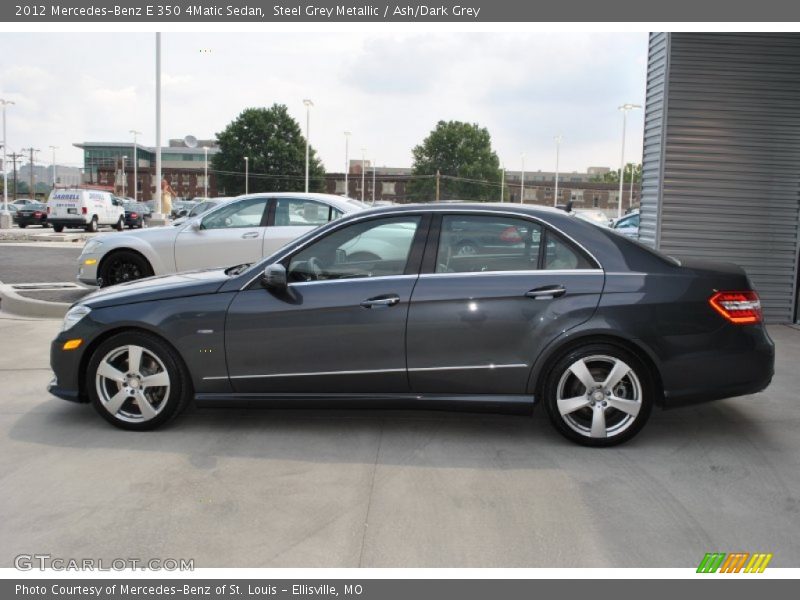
left=48, top=218, right=88, bottom=228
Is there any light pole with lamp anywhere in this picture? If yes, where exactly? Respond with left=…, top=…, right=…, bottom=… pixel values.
left=617, top=103, right=641, bottom=219
left=129, top=129, right=141, bottom=201
left=343, top=131, right=351, bottom=197
left=121, top=156, right=128, bottom=197
left=244, top=156, right=249, bottom=194
left=1, top=98, right=15, bottom=228
left=49, top=145, right=58, bottom=189
left=303, top=99, right=313, bottom=193
left=553, top=135, right=562, bottom=207
left=203, top=146, right=209, bottom=197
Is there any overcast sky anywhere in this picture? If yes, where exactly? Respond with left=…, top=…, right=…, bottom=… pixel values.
left=0, top=32, right=647, bottom=174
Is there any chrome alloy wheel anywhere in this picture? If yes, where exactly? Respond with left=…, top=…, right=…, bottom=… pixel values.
left=556, top=354, right=642, bottom=439
left=95, top=344, right=171, bottom=423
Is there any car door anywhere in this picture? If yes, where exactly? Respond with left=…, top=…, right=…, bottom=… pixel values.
left=406, top=212, right=605, bottom=395
left=174, top=196, right=269, bottom=272
left=224, top=214, right=429, bottom=394
left=262, top=197, right=344, bottom=257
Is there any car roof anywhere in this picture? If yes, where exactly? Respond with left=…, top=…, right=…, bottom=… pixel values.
left=232, top=192, right=368, bottom=213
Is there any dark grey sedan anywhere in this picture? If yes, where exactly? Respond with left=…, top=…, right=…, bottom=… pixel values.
left=48, top=203, right=774, bottom=446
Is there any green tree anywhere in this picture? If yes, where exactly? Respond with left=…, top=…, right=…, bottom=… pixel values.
left=591, top=162, right=641, bottom=184
left=213, top=105, right=325, bottom=195
left=408, top=120, right=501, bottom=202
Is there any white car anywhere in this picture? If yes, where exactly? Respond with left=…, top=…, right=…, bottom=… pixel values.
left=77, top=193, right=367, bottom=287
left=47, top=189, right=126, bottom=233
left=612, top=209, right=640, bottom=239
left=571, top=209, right=612, bottom=227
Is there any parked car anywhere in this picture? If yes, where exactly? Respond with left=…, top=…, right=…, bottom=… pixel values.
left=170, top=201, right=197, bottom=219
left=47, top=189, right=125, bottom=233
left=172, top=198, right=230, bottom=226
left=613, top=209, right=640, bottom=239
left=123, top=202, right=149, bottom=229
left=572, top=209, right=612, bottom=227
left=76, top=193, right=367, bottom=287
left=13, top=202, right=49, bottom=228
left=12, top=198, right=37, bottom=207
left=51, top=202, right=774, bottom=446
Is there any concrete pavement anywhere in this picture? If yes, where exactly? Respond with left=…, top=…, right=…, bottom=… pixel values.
left=0, top=314, right=798, bottom=568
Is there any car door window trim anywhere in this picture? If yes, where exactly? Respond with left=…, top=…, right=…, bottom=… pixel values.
left=418, top=268, right=603, bottom=279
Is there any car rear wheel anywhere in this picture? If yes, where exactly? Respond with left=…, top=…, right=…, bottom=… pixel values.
left=542, top=343, right=653, bottom=447
left=18, top=224, right=26, bottom=229
left=98, top=250, right=154, bottom=287
left=85, top=216, right=98, bottom=233
left=115, top=216, right=124, bottom=231
left=87, top=332, right=192, bottom=430
left=52, top=225, right=64, bottom=233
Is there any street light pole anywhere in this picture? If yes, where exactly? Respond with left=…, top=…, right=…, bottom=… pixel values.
left=360, top=148, right=366, bottom=203
left=372, top=160, right=376, bottom=205
left=49, top=145, right=58, bottom=189
left=1, top=99, right=15, bottom=222
left=553, top=135, right=562, bottom=207
left=520, top=153, right=525, bottom=204
left=617, top=103, right=641, bottom=219
left=343, top=131, right=351, bottom=197
left=303, top=99, right=313, bottom=193
left=244, top=156, right=249, bottom=195
left=122, top=155, right=128, bottom=196
left=500, top=166, right=505, bottom=202
left=629, top=164, right=636, bottom=212
left=130, top=129, right=141, bottom=201
left=203, top=146, right=209, bottom=197
left=155, top=32, right=163, bottom=216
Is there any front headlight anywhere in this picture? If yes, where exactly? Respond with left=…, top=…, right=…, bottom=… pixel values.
left=62, top=305, right=91, bottom=332
left=82, top=239, right=103, bottom=255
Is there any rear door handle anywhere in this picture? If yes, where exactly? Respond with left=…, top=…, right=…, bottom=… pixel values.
left=361, top=294, right=401, bottom=308
left=241, top=231, right=259, bottom=239
left=525, top=285, right=566, bottom=300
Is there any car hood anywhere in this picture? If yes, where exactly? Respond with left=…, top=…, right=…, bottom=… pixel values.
left=79, top=268, right=230, bottom=309
left=90, top=224, right=181, bottom=246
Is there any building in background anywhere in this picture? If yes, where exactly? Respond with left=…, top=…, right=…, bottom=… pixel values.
left=640, top=33, right=800, bottom=323
left=75, top=139, right=221, bottom=200
left=18, top=163, right=82, bottom=188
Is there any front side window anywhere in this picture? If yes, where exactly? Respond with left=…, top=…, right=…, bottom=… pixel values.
left=274, top=198, right=339, bottom=227
left=288, top=217, right=421, bottom=282
left=436, top=215, right=542, bottom=273
left=201, top=197, right=267, bottom=230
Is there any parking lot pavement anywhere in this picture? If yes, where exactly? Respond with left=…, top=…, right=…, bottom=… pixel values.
left=0, top=244, right=84, bottom=284
left=1, top=315, right=798, bottom=568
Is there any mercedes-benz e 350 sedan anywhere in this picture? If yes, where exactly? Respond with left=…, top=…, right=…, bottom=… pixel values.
left=50, top=203, right=774, bottom=446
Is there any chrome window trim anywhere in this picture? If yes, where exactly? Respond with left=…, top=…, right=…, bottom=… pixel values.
left=420, top=269, right=603, bottom=279
left=240, top=208, right=604, bottom=291
left=287, top=274, right=419, bottom=288
left=203, top=363, right=528, bottom=381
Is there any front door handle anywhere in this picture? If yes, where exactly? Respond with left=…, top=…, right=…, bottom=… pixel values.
left=361, top=294, right=401, bottom=308
left=241, top=231, right=259, bottom=239
left=525, top=285, right=566, bottom=300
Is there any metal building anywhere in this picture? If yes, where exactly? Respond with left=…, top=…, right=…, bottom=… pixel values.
left=640, top=33, right=800, bottom=323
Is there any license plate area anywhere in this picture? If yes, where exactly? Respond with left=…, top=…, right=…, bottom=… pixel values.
left=67, top=208, right=77, bottom=214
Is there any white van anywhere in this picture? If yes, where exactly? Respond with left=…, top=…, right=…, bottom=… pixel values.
left=47, top=189, right=126, bottom=233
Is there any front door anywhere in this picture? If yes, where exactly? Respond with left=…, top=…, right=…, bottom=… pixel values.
left=406, top=213, right=605, bottom=395
left=174, top=196, right=269, bottom=272
left=224, top=214, right=428, bottom=394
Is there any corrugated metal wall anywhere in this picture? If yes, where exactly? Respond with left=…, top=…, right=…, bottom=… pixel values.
left=640, top=33, right=800, bottom=323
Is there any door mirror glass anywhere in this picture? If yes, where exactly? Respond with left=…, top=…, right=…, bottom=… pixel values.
left=262, top=263, right=287, bottom=289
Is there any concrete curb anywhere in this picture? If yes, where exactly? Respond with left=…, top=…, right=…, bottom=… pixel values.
left=0, top=283, right=72, bottom=318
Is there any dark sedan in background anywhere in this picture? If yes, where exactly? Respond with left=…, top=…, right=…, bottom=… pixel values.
left=48, top=203, right=774, bottom=446
left=122, top=202, right=149, bottom=229
left=14, top=202, right=49, bottom=228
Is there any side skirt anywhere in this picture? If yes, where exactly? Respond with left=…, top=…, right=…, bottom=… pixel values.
left=194, top=393, right=536, bottom=414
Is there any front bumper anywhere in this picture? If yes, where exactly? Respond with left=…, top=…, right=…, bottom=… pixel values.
left=77, top=252, right=101, bottom=285
left=48, top=330, right=91, bottom=403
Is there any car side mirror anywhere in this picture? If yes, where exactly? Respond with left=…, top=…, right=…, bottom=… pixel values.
left=262, top=263, right=287, bottom=290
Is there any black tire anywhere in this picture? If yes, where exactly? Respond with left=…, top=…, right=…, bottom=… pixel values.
left=98, top=250, right=154, bottom=287
left=542, top=343, right=653, bottom=447
left=85, top=216, right=98, bottom=233
left=18, top=224, right=26, bottom=229
left=52, top=225, right=64, bottom=233
left=115, top=216, right=124, bottom=231
left=86, top=331, right=192, bottom=431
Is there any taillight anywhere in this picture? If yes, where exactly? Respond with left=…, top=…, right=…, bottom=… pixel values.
left=709, top=291, right=762, bottom=324
left=130, top=212, right=138, bottom=218
left=81, top=207, right=88, bottom=215
left=33, top=211, right=42, bottom=217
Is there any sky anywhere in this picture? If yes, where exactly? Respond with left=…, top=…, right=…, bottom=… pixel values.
left=0, top=32, right=648, bottom=174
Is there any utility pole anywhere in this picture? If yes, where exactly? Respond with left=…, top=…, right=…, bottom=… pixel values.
left=7, top=152, right=21, bottom=200
left=372, top=161, right=376, bottom=205
left=435, top=170, right=440, bottom=202
left=21, top=147, right=40, bottom=198
left=553, top=135, right=562, bottom=207
left=49, top=145, right=58, bottom=189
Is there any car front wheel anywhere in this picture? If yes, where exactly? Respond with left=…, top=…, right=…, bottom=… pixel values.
left=87, top=332, right=192, bottom=430
left=98, top=250, right=154, bottom=287
left=542, top=343, right=653, bottom=447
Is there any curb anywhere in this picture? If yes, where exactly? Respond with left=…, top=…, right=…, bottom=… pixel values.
left=0, top=283, right=73, bottom=318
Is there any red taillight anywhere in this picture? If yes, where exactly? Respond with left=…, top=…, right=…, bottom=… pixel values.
left=81, top=206, right=88, bottom=215
left=709, top=291, right=762, bottom=324
left=33, top=211, right=42, bottom=217
left=130, top=212, right=138, bottom=218
left=500, top=226, right=522, bottom=243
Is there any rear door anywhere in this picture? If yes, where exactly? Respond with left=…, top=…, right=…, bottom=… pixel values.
left=48, top=191, right=82, bottom=220
left=406, top=212, right=605, bottom=395
left=174, top=196, right=269, bottom=272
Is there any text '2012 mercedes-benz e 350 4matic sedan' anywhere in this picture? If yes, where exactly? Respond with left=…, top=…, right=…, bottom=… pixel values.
left=49, top=203, right=774, bottom=446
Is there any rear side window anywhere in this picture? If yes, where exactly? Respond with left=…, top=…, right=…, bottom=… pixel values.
left=274, top=198, right=339, bottom=227
left=435, top=214, right=595, bottom=273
